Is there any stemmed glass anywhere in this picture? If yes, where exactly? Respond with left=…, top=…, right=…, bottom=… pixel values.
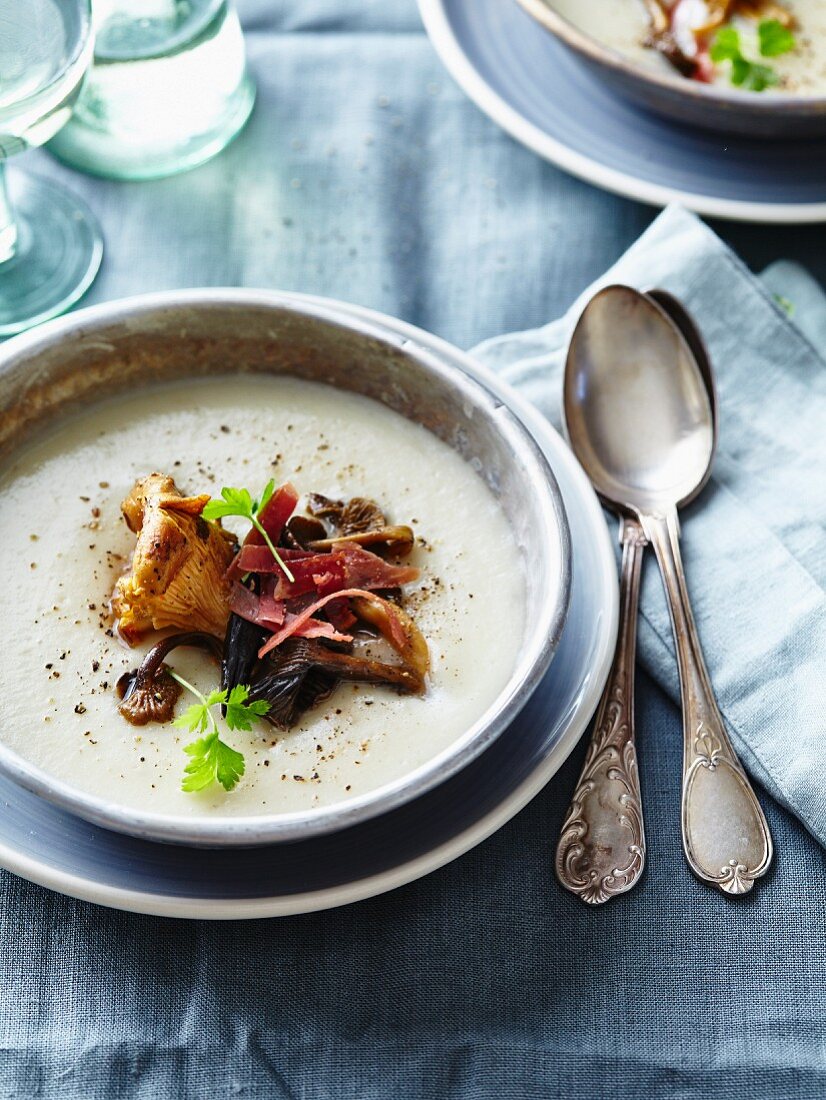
left=0, top=0, right=102, bottom=335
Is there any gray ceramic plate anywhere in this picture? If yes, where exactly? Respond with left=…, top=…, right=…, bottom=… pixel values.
left=0, top=296, right=618, bottom=916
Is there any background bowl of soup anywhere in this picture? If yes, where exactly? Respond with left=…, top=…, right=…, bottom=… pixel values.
left=517, top=0, right=826, bottom=137
left=0, top=290, right=571, bottom=846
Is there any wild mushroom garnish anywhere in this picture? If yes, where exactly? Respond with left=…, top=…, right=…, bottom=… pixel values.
left=340, top=497, right=387, bottom=534
left=307, top=493, right=386, bottom=533
left=116, top=631, right=223, bottom=726
left=306, top=525, right=415, bottom=556
left=304, top=493, right=414, bottom=556
left=642, top=0, right=796, bottom=84
left=244, top=640, right=338, bottom=730
left=112, top=474, right=237, bottom=643
left=219, top=487, right=421, bottom=704
left=350, top=594, right=430, bottom=691
left=282, top=514, right=327, bottom=550
left=112, top=476, right=430, bottom=774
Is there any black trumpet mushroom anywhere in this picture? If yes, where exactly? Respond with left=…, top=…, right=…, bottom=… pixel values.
left=247, top=636, right=425, bottom=731
left=221, top=608, right=267, bottom=706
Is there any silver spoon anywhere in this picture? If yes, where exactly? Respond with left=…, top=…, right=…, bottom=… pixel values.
left=554, top=506, right=647, bottom=904
left=555, top=287, right=716, bottom=905
left=562, top=284, right=772, bottom=896
left=555, top=356, right=648, bottom=904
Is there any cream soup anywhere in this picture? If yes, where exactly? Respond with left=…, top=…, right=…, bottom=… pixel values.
left=0, top=376, right=526, bottom=818
left=548, top=0, right=826, bottom=96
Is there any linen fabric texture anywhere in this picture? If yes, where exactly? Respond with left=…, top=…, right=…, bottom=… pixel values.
left=8, top=2, right=826, bottom=1096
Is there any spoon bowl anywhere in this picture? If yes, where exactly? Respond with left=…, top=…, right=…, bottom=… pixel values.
left=643, top=288, right=717, bottom=435
left=564, top=285, right=714, bottom=514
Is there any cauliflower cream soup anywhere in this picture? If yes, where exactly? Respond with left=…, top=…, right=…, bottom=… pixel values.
left=0, top=375, right=527, bottom=819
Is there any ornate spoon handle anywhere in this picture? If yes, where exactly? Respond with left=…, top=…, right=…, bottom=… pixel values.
left=556, top=517, right=647, bottom=905
left=643, top=510, right=773, bottom=895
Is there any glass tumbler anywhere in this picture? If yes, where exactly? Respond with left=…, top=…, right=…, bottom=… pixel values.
left=0, top=0, right=102, bottom=335
left=48, top=0, right=256, bottom=180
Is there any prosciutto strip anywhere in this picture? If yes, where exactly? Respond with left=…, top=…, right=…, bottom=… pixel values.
left=250, top=482, right=299, bottom=545
left=235, top=544, right=315, bottom=573
left=259, top=588, right=410, bottom=658
left=324, top=596, right=358, bottom=633
left=228, top=582, right=260, bottom=623
left=240, top=542, right=419, bottom=601
left=258, top=593, right=287, bottom=628
left=289, top=616, right=353, bottom=643
left=334, top=542, right=419, bottom=590
left=229, top=584, right=286, bottom=628
left=238, top=541, right=420, bottom=594
left=226, top=483, right=300, bottom=580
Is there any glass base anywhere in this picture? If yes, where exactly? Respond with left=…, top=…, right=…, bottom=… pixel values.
left=0, top=175, right=103, bottom=337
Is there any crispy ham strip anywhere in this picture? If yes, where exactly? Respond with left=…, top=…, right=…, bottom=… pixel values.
left=249, top=482, right=300, bottom=544
left=289, top=617, right=353, bottom=643
left=237, top=541, right=419, bottom=599
left=257, top=589, right=429, bottom=693
left=226, top=482, right=300, bottom=580
left=228, top=583, right=288, bottom=629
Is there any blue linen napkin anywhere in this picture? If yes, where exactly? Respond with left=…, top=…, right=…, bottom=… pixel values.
left=472, top=204, right=826, bottom=847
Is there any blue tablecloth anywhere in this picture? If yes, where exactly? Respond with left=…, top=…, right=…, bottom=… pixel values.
left=10, top=2, right=825, bottom=1096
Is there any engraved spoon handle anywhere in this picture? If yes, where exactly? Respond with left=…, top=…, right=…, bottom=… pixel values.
left=555, top=516, right=647, bottom=905
left=642, top=509, right=773, bottom=895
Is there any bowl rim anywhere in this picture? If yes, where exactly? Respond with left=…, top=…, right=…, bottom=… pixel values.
left=0, top=288, right=572, bottom=847
left=516, top=0, right=826, bottom=113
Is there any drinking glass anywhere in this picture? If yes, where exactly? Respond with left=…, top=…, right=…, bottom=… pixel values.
left=48, top=0, right=256, bottom=180
left=0, top=0, right=102, bottom=336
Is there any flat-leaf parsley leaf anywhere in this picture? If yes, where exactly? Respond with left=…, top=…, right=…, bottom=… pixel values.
left=709, top=19, right=794, bottom=92
left=202, top=481, right=295, bottom=582
left=732, top=57, right=778, bottom=91
left=182, top=731, right=246, bottom=793
left=169, top=673, right=269, bottom=793
left=758, top=19, right=796, bottom=58
left=225, top=683, right=271, bottom=731
left=709, top=25, right=741, bottom=64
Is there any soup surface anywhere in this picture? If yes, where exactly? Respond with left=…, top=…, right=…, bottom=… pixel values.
left=0, top=376, right=526, bottom=818
left=548, top=0, right=826, bottom=96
